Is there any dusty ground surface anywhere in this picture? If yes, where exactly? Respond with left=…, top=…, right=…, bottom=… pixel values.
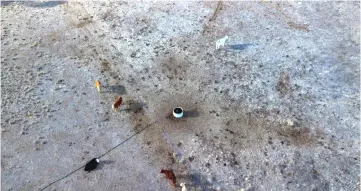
left=1, top=1, right=360, bottom=191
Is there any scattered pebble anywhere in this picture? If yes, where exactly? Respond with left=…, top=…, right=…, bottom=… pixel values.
left=286, top=119, right=294, bottom=126
left=130, top=52, right=136, bottom=58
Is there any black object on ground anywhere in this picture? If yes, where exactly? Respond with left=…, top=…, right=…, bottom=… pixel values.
left=84, top=158, right=100, bottom=172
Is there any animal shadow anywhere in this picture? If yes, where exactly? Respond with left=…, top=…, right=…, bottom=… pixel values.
left=128, top=102, right=144, bottom=112
left=119, top=102, right=146, bottom=113
left=103, top=85, right=127, bottom=94
left=227, top=43, right=253, bottom=50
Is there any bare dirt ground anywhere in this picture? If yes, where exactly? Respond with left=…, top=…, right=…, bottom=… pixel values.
left=1, top=1, right=360, bottom=191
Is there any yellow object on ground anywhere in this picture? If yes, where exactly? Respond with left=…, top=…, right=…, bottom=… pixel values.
left=95, top=80, right=101, bottom=92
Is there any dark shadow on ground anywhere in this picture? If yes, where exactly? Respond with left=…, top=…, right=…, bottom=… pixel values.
left=102, top=85, right=127, bottom=94
left=96, top=160, right=115, bottom=170
left=0, top=1, right=16, bottom=6
left=117, top=102, right=146, bottom=113
left=177, top=173, right=229, bottom=191
left=227, top=43, right=253, bottom=50
left=21, top=1, right=67, bottom=8
left=128, top=102, right=144, bottom=112
left=183, top=109, right=200, bottom=118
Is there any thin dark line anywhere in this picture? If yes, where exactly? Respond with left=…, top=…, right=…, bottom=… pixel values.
left=39, top=121, right=157, bottom=191
left=97, top=121, right=156, bottom=159
left=39, top=165, right=84, bottom=191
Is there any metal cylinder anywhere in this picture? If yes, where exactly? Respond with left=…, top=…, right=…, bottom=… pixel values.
left=173, top=107, right=184, bottom=118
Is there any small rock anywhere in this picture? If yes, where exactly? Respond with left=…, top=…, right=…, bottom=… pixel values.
left=41, top=141, right=47, bottom=144
left=188, top=156, right=195, bottom=162
left=130, top=52, right=136, bottom=58
left=286, top=119, right=294, bottom=127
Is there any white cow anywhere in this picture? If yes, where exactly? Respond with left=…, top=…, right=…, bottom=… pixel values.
left=216, top=35, right=229, bottom=50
